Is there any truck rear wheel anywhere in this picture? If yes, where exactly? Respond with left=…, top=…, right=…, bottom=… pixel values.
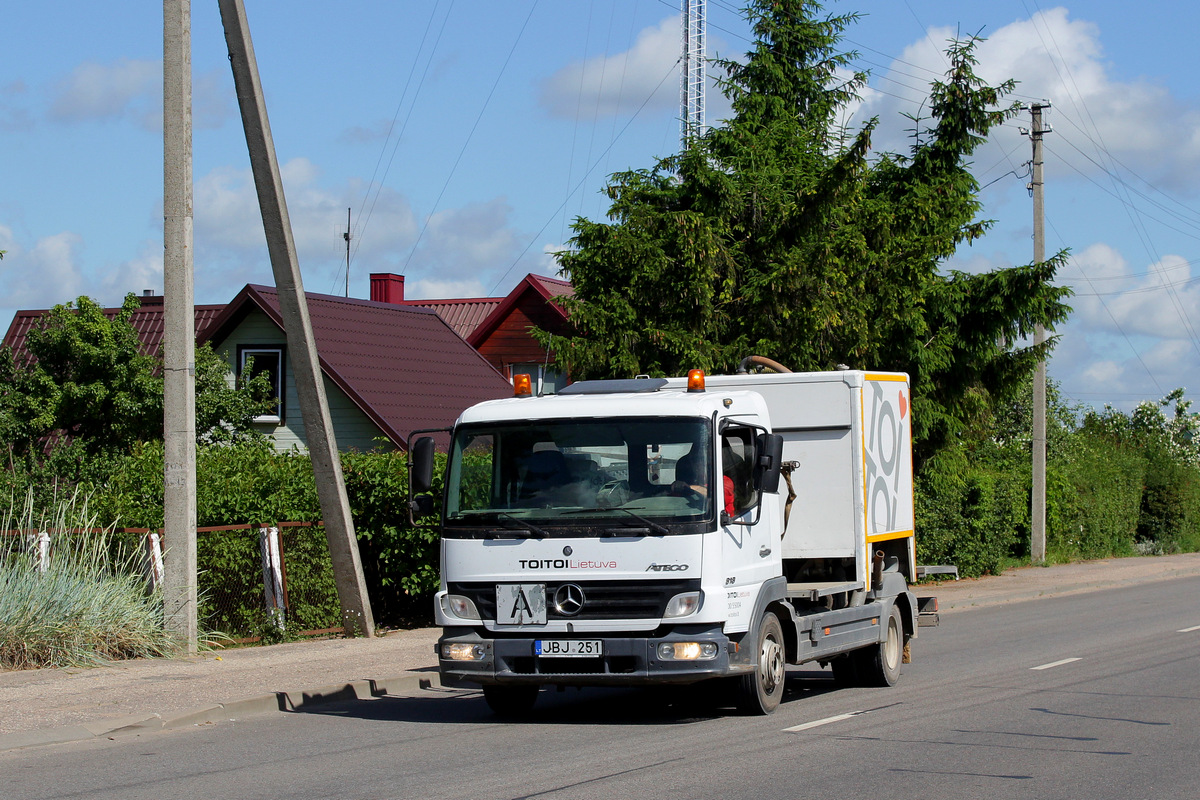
left=856, top=605, right=903, bottom=687
left=735, top=613, right=786, bottom=715
left=483, top=684, right=539, bottom=717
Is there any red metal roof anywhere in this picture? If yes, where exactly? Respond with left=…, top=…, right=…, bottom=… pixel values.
left=405, top=297, right=502, bottom=339
left=2, top=297, right=225, bottom=367
left=467, top=273, right=573, bottom=349
left=201, top=285, right=513, bottom=448
left=529, top=273, right=574, bottom=300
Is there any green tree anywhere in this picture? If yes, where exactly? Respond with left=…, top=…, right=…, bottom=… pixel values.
left=4, top=293, right=276, bottom=457
left=543, top=0, right=1070, bottom=462
left=20, top=294, right=162, bottom=455
left=195, top=342, right=276, bottom=445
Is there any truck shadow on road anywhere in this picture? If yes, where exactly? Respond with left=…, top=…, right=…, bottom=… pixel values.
left=291, top=668, right=841, bottom=726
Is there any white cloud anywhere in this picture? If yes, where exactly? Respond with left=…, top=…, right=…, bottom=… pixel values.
left=1, top=79, right=33, bottom=132
left=540, top=16, right=680, bottom=119
left=0, top=230, right=86, bottom=309
left=1070, top=245, right=1200, bottom=340
left=413, top=199, right=518, bottom=274
left=47, top=60, right=231, bottom=133
left=404, top=277, right=489, bottom=301
left=193, top=69, right=235, bottom=131
left=99, top=242, right=164, bottom=300
left=190, top=159, right=546, bottom=300
left=50, top=59, right=161, bottom=130
left=850, top=8, right=1200, bottom=191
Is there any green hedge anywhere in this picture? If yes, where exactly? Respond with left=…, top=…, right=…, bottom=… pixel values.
left=915, top=447, right=1028, bottom=577
left=68, top=442, right=440, bottom=635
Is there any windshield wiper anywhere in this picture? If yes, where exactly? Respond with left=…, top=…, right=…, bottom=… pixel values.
left=484, top=512, right=548, bottom=539
left=562, top=507, right=670, bottom=536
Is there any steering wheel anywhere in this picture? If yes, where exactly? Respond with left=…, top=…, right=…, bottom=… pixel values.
left=597, top=479, right=630, bottom=508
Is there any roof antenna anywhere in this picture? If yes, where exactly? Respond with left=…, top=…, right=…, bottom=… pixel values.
left=343, top=207, right=351, bottom=297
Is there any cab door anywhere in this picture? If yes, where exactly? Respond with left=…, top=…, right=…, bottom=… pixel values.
left=719, top=423, right=781, bottom=632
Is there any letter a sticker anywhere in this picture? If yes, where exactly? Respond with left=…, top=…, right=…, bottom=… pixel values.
left=511, top=587, right=533, bottom=622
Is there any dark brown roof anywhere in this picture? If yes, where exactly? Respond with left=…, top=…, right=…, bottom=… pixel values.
left=404, top=297, right=502, bottom=339
left=466, top=273, right=573, bottom=349
left=2, top=296, right=225, bottom=366
left=201, top=285, right=512, bottom=448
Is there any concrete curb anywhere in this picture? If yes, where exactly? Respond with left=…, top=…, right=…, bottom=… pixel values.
left=0, top=670, right=442, bottom=753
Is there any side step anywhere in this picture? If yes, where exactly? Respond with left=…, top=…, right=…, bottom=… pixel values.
left=917, top=595, right=940, bottom=627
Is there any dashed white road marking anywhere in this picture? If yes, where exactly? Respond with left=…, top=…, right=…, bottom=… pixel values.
left=785, top=711, right=866, bottom=732
left=1178, top=624, right=1200, bottom=633
left=1031, top=657, right=1082, bottom=670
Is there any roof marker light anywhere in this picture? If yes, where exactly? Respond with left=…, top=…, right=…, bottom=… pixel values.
left=513, top=373, right=533, bottom=397
left=687, top=369, right=706, bottom=393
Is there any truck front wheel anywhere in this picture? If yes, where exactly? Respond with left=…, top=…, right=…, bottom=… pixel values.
left=735, top=613, right=786, bottom=715
left=483, top=684, right=539, bottom=717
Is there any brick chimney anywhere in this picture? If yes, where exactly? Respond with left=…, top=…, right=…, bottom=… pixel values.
left=370, top=273, right=405, bottom=304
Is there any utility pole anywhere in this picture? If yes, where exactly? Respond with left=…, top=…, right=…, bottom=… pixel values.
left=1028, top=101, right=1051, bottom=564
left=344, top=208, right=351, bottom=298
left=680, top=0, right=705, bottom=149
left=163, top=0, right=198, bottom=651
left=219, top=0, right=375, bottom=637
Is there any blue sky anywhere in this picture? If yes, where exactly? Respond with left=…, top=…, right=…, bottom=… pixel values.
left=3, top=1, right=1199, bottom=412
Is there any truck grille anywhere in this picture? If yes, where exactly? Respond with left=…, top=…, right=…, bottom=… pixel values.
left=448, top=579, right=701, bottom=621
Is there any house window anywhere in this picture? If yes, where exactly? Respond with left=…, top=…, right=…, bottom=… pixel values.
left=508, top=363, right=566, bottom=395
left=238, top=345, right=285, bottom=424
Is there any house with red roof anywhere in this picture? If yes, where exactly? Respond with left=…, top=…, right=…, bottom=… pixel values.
left=2, top=270, right=572, bottom=453
left=3, top=286, right=513, bottom=453
left=369, top=271, right=574, bottom=394
left=198, top=284, right=512, bottom=452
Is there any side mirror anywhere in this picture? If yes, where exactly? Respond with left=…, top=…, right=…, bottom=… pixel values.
left=410, top=494, right=435, bottom=518
left=756, top=433, right=784, bottom=494
left=410, top=436, right=435, bottom=494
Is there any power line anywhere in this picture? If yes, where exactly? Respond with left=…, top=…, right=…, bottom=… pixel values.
left=347, top=1, right=454, bottom=283
left=489, top=56, right=682, bottom=295
left=401, top=2, right=541, bottom=273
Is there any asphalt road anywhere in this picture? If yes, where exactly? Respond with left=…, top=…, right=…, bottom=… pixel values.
left=5, top=577, right=1199, bottom=800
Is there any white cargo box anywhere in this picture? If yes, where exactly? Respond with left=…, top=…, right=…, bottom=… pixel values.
left=689, top=371, right=914, bottom=572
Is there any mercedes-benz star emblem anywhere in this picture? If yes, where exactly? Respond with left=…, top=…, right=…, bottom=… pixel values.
left=553, top=583, right=585, bottom=616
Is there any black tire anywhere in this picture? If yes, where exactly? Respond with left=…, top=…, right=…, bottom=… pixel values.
left=735, top=613, right=786, bottom=715
left=856, top=605, right=903, bottom=687
left=829, top=654, right=858, bottom=687
left=483, top=684, right=539, bottom=717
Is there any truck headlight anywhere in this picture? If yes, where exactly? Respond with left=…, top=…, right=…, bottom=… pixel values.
left=657, top=641, right=719, bottom=660
left=664, top=591, right=701, bottom=618
left=441, top=642, right=487, bottom=661
left=441, top=594, right=481, bottom=620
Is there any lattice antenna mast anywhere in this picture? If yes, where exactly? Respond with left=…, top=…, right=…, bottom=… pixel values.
left=680, top=0, right=705, bottom=150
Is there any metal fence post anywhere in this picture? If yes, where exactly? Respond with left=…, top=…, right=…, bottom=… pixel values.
left=259, top=526, right=286, bottom=630
left=145, top=532, right=165, bottom=591
left=35, top=530, right=50, bottom=573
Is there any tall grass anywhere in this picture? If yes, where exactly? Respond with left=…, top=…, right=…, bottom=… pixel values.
left=0, top=490, right=183, bottom=670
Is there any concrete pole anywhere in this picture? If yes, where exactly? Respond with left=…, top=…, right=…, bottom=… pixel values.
left=163, top=0, right=198, bottom=651
left=1030, top=102, right=1049, bottom=564
left=218, top=0, right=374, bottom=636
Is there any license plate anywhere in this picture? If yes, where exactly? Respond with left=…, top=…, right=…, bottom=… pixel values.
left=535, top=639, right=603, bottom=658
left=495, top=584, right=546, bottom=625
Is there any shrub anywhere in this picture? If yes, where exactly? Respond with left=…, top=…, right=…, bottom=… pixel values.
left=0, top=492, right=182, bottom=669
left=1049, top=432, right=1142, bottom=560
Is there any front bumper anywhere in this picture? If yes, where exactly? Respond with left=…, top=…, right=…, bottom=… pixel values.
left=438, top=625, right=749, bottom=687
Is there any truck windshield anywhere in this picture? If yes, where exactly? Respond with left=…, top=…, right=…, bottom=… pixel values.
left=444, top=417, right=713, bottom=531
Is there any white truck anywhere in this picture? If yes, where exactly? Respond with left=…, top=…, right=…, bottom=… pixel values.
left=408, top=363, right=936, bottom=715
